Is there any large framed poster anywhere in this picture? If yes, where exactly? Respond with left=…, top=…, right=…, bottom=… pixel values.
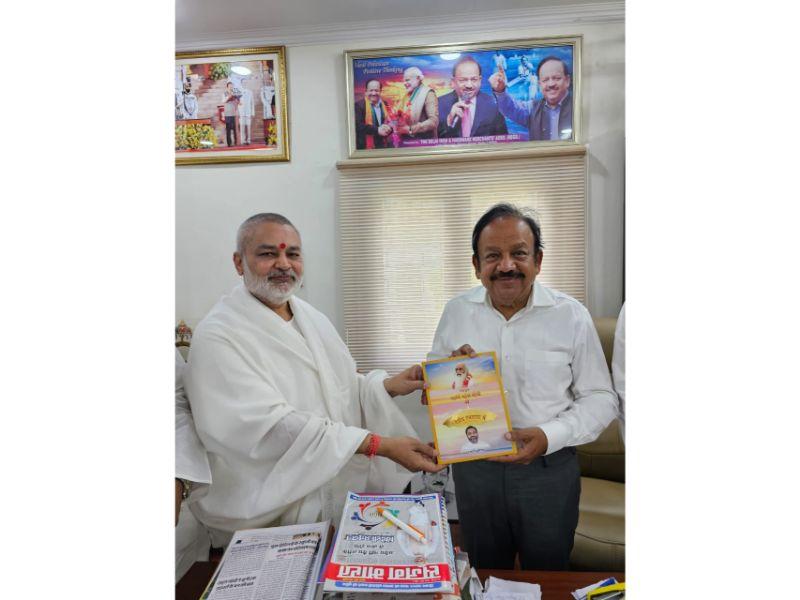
left=175, top=46, right=289, bottom=165
left=345, top=36, right=580, bottom=158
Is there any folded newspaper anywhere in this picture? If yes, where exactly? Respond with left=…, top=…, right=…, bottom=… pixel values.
left=323, top=492, right=458, bottom=596
left=200, top=520, right=331, bottom=600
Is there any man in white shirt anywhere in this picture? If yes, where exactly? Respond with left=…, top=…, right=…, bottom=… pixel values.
left=238, top=83, right=255, bottom=145
left=428, top=203, right=617, bottom=570
left=180, top=80, right=199, bottom=120
left=260, top=70, right=276, bottom=146
left=185, top=213, right=443, bottom=547
left=493, top=50, right=507, bottom=73
left=460, top=426, right=491, bottom=453
left=175, top=348, right=212, bottom=581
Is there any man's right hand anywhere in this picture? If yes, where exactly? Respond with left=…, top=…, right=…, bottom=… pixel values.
left=378, top=436, right=445, bottom=473
left=450, top=344, right=477, bottom=358
left=489, top=69, right=507, bottom=93
left=421, top=344, right=477, bottom=405
left=447, top=102, right=467, bottom=127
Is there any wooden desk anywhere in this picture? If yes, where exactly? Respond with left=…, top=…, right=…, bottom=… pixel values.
left=176, top=561, right=624, bottom=599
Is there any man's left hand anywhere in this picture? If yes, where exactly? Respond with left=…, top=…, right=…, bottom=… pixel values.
left=384, top=364, right=428, bottom=398
left=488, top=427, right=548, bottom=465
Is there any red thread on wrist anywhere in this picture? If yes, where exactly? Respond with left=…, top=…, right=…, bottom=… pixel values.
left=366, top=433, right=381, bottom=459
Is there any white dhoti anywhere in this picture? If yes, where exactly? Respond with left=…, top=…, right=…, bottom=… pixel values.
left=185, top=284, right=416, bottom=546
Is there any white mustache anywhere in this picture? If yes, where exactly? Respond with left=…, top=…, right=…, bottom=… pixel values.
left=267, top=269, right=297, bottom=281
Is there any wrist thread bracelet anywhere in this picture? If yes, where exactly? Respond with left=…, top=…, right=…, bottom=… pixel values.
left=366, top=433, right=381, bottom=459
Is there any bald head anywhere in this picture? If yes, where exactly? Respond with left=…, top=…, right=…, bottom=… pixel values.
left=236, top=213, right=299, bottom=255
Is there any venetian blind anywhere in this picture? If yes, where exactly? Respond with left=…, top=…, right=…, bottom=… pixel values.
left=338, top=151, right=586, bottom=373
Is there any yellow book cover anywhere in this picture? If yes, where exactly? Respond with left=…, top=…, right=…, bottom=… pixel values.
left=422, top=351, right=517, bottom=465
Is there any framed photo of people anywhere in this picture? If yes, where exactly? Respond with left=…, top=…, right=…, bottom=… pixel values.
left=344, top=36, right=581, bottom=158
left=175, top=46, right=289, bottom=165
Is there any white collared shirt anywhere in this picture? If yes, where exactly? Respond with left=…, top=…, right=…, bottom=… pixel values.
left=368, top=100, right=383, bottom=126
left=429, top=280, right=618, bottom=454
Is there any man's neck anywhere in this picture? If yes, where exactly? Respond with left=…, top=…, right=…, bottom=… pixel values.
left=252, top=294, right=293, bottom=321
left=270, top=302, right=293, bottom=322
left=491, top=287, right=532, bottom=321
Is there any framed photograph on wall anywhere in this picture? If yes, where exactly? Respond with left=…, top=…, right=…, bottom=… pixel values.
left=345, top=36, right=581, bottom=159
left=175, top=46, right=289, bottom=165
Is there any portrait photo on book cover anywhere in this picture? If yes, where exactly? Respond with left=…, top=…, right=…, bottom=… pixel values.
left=422, top=352, right=517, bottom=465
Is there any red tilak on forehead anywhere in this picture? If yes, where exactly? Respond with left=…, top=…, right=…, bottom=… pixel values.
left=279, top=243, right=286, bottom=249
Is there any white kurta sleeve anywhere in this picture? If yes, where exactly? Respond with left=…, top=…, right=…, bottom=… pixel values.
left=355, top=369, right=418, bottom=493
left=185, top=331, right=371, bottom=513
left=175, top=349, right=212, bottom=497
left=537, top=307, right=619, bottom=454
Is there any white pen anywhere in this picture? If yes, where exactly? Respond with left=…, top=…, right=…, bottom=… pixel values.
left=377, top=507, right=427, bottom=543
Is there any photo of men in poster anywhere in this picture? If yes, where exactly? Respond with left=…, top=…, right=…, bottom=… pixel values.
left=174, top=59, right=279, bottom=153
left=350, top=42, right=575, bottom=152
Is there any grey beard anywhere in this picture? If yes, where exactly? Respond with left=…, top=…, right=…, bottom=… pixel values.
left=243, top=263, right=302, bottom=307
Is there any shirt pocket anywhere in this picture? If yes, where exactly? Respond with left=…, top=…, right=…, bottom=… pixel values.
left=523, top=349, right=572, bottom=402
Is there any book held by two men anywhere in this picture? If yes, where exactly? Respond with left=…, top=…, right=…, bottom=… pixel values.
left=421, top=351, right=517, bottom=465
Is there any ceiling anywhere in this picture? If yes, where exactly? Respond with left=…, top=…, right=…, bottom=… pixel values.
left=176, top=0, right=607, bottom=45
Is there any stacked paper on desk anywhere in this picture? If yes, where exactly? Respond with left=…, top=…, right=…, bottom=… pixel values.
left=571, top=577, right=618, bottom=600
left=323, top=491, right=458, bottom=596
left=482, top=576, right=541, bottom=600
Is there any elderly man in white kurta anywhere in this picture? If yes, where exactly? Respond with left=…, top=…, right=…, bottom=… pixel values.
left=185, top=213, right=442, bottom=547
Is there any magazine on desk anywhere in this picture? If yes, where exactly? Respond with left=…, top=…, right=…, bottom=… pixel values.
left=323, top=492, right=458, bottom=595
left=422, top=352, right=517, bottom=465
left=200, top=520, right=331, bottom=600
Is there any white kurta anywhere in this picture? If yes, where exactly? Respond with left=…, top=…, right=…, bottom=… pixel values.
left=238, top=89, right=254, bottom=118
left=176, top=349, right=212, bottom=487
left=175, top=349, right=212, bottom=581
left=185, top=284, right=416, bottom=544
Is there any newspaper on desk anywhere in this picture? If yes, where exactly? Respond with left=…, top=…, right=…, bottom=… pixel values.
left=201, top=520, right=330, bottom=600
left=323, top=492, right=457, bottom=595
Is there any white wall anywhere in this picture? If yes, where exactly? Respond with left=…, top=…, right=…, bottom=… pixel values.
left=176, top=19, right=625, bottom=334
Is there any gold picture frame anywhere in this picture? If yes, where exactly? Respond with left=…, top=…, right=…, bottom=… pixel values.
left=175, top=46, right=289, bottom=165
left=345, top=36, right=581, bottom=159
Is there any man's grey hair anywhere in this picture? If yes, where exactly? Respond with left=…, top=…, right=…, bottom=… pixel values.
left=404, top=66, right=424, bottom=80
left=236, top=213, right=299, bottom=254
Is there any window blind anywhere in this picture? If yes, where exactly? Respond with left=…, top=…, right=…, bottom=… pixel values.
left=338, top=152, right=586, bottom=373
